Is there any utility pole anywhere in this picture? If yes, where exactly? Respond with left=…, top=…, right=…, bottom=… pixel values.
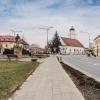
left=39, top=26, right=53, bottom=53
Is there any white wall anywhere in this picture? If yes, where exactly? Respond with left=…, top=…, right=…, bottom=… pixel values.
left=60, top=46, right=84, bottom=55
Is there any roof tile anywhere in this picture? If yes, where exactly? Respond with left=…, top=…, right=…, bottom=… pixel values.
left=61, top=37, right=84, bottom=48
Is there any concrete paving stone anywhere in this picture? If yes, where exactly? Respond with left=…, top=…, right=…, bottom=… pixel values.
left=8, top=56, right=84, bottom=100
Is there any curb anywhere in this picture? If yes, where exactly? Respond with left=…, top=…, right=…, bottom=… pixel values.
left=56, top=57, right=85, bottom=100
left=62, top=58, right=100, bottom=82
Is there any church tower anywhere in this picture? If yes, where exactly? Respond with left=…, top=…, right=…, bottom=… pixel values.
left=69, top=26, right=76, bottom=39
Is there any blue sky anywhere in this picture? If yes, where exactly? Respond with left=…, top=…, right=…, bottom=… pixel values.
left=0, top=0, right=100, bottom=47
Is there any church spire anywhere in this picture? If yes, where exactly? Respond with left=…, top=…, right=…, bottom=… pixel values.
left=69, top=26, right=76, bottom=39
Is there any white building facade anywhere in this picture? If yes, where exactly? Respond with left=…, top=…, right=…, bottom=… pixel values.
left=59, top=27, right=85, bottom=55
left=60, top=37, right=84, bottom=55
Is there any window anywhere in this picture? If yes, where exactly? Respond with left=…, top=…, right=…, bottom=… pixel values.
left=6, top=44, right=8, bottom=47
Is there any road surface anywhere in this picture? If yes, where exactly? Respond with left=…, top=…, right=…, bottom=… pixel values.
left=63, top=55, right=100, bottom=82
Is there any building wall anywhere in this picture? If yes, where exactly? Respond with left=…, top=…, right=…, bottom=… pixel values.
left=0, top=42, right=15, bottom=54
left=93, top=37, right=100, bottom=56
left=60, top=46, right=84, bottom=55
left=0, top=42, right=15, bottom=49
left=31, top=48, right=43, bottom=54
left=0, top=42, right=26, bottom=54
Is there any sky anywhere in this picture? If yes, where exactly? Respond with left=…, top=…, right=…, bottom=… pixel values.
left=0, top=0, right=100, bottom=48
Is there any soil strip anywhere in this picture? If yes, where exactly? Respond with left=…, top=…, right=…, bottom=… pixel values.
left=60, top=62, right=100, bottom=100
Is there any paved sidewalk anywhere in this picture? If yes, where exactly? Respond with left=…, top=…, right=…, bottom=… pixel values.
left=9, top=56, right=84, bottom=100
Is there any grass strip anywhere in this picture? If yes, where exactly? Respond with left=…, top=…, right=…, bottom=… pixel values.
left=0, top=60, right=39, bottom=100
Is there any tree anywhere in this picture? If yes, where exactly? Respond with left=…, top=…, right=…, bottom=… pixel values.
left=51, top=31, right=61, bottom=53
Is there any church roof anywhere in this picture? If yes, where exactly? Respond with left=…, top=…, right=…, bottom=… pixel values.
left=61, top=37, right=84, bottom=48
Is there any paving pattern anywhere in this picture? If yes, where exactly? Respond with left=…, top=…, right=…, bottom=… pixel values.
left=9, top=56, right=84, bottom=100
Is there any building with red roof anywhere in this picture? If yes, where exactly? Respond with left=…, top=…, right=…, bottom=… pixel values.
left=61, top=37, right=84, bottom=47
left=30, top=44, right=44, bottom=54
left=59, top=27, right=85, bottom=55
left=0, top=35, right=29, bottom=54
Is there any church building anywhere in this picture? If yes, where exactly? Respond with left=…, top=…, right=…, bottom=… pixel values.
left=60, top=27, right=85, bottom=55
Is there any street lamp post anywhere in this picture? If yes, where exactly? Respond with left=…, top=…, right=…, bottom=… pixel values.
left=80, top=31, right=91, bottom=48
left=39, top=26, right=53, bottom=53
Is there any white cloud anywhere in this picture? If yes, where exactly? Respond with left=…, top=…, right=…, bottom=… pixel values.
left=87, top=0, right=93, bottom=4
left=0, top=0, right=100, bottom=48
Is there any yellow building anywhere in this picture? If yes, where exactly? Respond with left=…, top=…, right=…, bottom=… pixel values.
left=93, top=35, right=100, bottom=56
left=0, top=35, right=29, bottom=54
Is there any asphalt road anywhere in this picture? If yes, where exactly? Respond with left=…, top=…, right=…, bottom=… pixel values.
left=62, top=55, right=100, bottom=82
